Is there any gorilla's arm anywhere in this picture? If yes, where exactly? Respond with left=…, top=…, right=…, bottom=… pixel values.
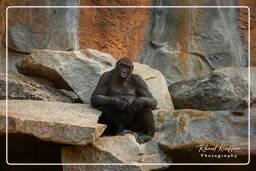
left=132, top=75, right=157, bottom=110
left=91, top=72, right=116, bottom=107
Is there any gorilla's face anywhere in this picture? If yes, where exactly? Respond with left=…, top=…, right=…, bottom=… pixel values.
left=117, top=61, right=133, bottom=79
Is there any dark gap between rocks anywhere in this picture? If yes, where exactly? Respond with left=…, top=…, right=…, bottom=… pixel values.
left=0, top=133, right=62, bottom=171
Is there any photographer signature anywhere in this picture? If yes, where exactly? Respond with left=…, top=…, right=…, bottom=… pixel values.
left=196, top=143, right=240, bottom=154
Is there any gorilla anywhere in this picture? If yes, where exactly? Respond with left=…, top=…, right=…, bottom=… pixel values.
left=91, top=57, right=157, bottom=144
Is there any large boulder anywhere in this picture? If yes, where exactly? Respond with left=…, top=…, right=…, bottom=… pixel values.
left=16, top=49, right=173, bottom=110
left=0, top=100, right=106, bottom=145
left=6, top=0, right=80, bottom=53
left=61, top=134, right=170, bottom=171
left=133, top=63, right=173, bottom=110
left=155, top=109, right=249, bottom=150
left=169, top=67, right=255, bottom=111
left=15, top=49, right=116, bottom=102
left=153, top=108, right=252, bottom=162
left=0, top=73, right=72, bottom=102
left=139, top=0, right=247, bottom=85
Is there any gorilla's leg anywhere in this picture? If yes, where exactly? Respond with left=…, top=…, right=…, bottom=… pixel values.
left=98, top=108, right=127, bottom=136
left=130, top=108, right=155, bottom=144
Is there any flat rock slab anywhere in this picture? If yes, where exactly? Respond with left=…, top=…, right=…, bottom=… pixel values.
left=0, top=100, right=106, bottom=145
left=16, top=49, right=173, bottom=110
left=61, top=134, right=170, bottom=171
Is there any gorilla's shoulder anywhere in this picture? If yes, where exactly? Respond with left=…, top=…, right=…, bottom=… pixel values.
left=131, top=74, right=143, bottom=80
left=99, top=71, right=113, bottom=82
left=101, top=71, right=113, bottom=78
left=131, top=74, right=147, bottom=88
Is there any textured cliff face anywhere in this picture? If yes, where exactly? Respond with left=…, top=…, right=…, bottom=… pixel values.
left=238, top=0, right=256, bottom=66
left=0, top=0, right=6, bottom=47
left=0, top=0, right=80, bottom=75
left=5, top=0, right=80, bottom=53
left=0, top=0, right=6, bottom=74
left=139, top=0, right=248, bottom=85
left=79, top=0, right=150, bottom=60
left=0, top=0, right=253, bottom=66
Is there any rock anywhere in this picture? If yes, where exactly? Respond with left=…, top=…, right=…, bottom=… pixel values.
left=16, top=49, right=174, bottom=109
left=139, top=0, right=247, bottom=85
left=153, top=109, right=173, bottom=127
left=153, top=108, right=252, bottom=162
left=169, top=67, right=255, bottom=111
left=59, top=89, right=81, bottom=103
left=251, top=107, right=256, bottom=155
left=61, top=134, right=170, bottom=171
left=0, top=73, right=72, bottom=102
left=0, top=0, right=6, bottom=46
left=6, top=0, right=80, bottom=53
left=0, top=47, right=5, bottom=74
left=16, top=49, right=116, bottom=102
left=5, top=50, right=28, bottom=76
left=1, top=48, right=27, bottom=76
left=133, top=63, right=173, bottom=110
left=0, top=100, right=106, bottom=145
left=238, top=0, right=256, bottom=66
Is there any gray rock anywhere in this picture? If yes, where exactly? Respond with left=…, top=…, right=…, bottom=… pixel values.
left=59, top=89, right=81, bottom=103
left=0, top=47, right=5, bottom=74
left=0, top=49, right=27, bottom=76
left=16, top=49, right=174, bottom=109
left=251, top=107, right=256, bottom=155
left=169, top=67, right=254, bottom=111
left=133, top=63, right=173, bottom=110
left=0, top=100, right=106, bottom=145
left=6, top=0, right=80, bottom=53
left=139, top=0, right=247, bottom=85
left=61, top=134, right=170, bottom=171
left=153, top=108, right=252, bottom=160
left=15, top=49, right=116, bottom=103
left=0, top=73, right=72, bottom=102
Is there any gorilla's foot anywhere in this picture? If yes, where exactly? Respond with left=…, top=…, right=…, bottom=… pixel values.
left=135, top=133, right=152, bottom=144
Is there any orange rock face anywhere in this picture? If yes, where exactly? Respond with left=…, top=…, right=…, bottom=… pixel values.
left=0, top=0, right=7, bottom=49
left=79, top=0, right=150, bottom=61
left=238, top=0, right=256, bottom=66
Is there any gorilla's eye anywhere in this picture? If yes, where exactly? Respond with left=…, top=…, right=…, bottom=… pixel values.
left=119, top=63, right=132, bottom=70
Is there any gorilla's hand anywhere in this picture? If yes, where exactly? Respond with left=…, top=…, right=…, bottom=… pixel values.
left=112, top=97, right=129, bottom=111
left=130, top=97, right=146, bottom=112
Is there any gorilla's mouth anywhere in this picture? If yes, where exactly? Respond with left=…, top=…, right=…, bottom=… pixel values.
left=120, top=72, right=129, bottom=78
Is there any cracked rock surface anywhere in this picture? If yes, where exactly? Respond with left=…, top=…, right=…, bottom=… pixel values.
left=0, top=100, right=106, bottom=145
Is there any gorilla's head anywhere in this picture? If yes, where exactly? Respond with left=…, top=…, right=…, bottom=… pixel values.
left=115, top=57, right=134, bottom=79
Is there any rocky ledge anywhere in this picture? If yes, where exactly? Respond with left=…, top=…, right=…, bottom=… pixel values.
left=0, top=100, right=106, bottom=145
